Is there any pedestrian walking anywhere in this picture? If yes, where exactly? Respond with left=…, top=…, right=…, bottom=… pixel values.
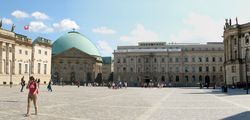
left=20, top=76, right=25, bottom=92
left=47, top=80, right=52, bottom=92
left=25, top=76, right=38, bottom=117
left=124, top=81, right=128, bottom=88
left=37, top=79, right=40, bottom=88
left=76, top=80, right=80, bottom=88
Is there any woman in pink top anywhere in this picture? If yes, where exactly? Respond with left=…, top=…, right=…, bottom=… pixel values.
left=25, top=76, right=38, bottom=117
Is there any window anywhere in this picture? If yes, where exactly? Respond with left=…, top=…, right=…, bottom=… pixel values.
left=25, top=64, right=28, bottom=73
left=192, top=57, right=195, bottom=62
left=176, top=67, right=179, bottom=72
left=234, top=38, right=237, bottom=45
left=117, top=59, right=120, bottom=63
left=19, top=63, right=22, bottom=74
left=206, top=66, right=209, bottom=72
left=219, top=57, right=223, bottom=62
left=232, top=66, right=236, bottom=73
left=234, top=50, right=237, bottom=59
left=138, top=58, right=141, bottom=63
left=123, top=67, right=126, bottom=72
left=192, top=75, right=196, bottom=81
left=220, top=66, right=223, bottom=72
left=185, top=66, right=188, bottom=72
left=184, top=57, right=188, bottom=62
left=154, top=58, right=157, bottom=63
left=212, top=57, right=215, bottom=62
left=130, top=58, right=134, bottom=62
left=192, top=66, right=195, bottom=72
left=169, top=58, right=173, bottom=63
left=206, top=57, right=209, bottom=62
left=25, top=51, right=28, bottom=55
left=145, top=58, right=149, bottom=63
left=176, top=58, right=179, bottom=62
left=185, top=76, right=189, bottom=81
left=44, top=64, right=47, bottom=74
left=246, top=36, right=249, bottom=44
left=169, top=67, right=173, bottom=72
left=38, top=63, right=41, bottom=74
left=123, top=58, right=126, bottom=63
left=199, top=75, right=202, bottom=82
left=213, top=66, right=216, bottom=72
left=199, top=66, right=202, bottom=72
left=19, top=49, right=22, bottom=54
left=176, top=76, right=179, bottom=82
left=162, top=58, right=165, bottom=62
left=38, top=50, right=41, bottom=54
left=199, top=57, right=202, bottom=62
left=45, top=51, right=47, bottom=55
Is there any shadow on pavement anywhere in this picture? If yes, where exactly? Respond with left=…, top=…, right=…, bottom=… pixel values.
left=180, top=87, right=249, bottom=96
left=222, top=111, right=250, bottom=120
left=0, top=100, right=19, bottom=103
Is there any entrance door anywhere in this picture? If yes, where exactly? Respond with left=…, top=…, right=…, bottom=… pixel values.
left=70, top=72, right=75, bottom=84
left=205, top=75, right=210, bottom=87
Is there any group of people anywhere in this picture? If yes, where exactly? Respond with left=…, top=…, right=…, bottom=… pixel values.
left=20, top=77, right=53, bottom=92
left=107, top=81, right=128, bottom=89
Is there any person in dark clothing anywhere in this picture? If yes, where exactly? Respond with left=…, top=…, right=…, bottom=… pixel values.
left=20, top=76, right=25, bottom=92
left=37, top=79, right=40, bottom=88
left=47, top=80, right=52, bottom=92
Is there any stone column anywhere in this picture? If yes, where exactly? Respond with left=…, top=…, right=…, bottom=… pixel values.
left=11, top=44, right=15, bottom=74
left=0, top=42, right=2, bottom=74
left=5, top=43, right=9, bottom=74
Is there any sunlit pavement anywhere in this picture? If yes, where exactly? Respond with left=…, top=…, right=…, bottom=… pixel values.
left=0, top=85, right=250, bottom=120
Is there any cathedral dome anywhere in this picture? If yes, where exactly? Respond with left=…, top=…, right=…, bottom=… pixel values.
left=52, top=31, right=100, bottom=56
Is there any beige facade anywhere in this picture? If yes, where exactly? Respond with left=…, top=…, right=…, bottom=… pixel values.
left=114, top=42, right=224, bottom=87
left=0, top=27, right=52, bottom=85
left=51, top=48, right=102, bottom=85
left=223, top=19, right=250, bottom=85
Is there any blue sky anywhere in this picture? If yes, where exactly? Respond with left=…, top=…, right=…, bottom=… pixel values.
left=1, top=0, right=250, bottom=56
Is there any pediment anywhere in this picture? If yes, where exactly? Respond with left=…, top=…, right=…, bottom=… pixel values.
left=54, top=47, right=95, bottom=59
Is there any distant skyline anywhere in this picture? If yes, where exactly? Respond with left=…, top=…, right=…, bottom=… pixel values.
left=1, top=0, right=250, bottom=56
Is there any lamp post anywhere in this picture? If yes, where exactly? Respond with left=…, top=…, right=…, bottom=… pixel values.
left=245, top=48, right=249, bottom=94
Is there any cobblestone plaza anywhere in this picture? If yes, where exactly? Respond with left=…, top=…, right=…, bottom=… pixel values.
left=1, top=86, right=250, bottom=120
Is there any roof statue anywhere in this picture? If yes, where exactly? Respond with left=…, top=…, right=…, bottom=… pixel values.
left=236, top=17, right=238, bottom=25
left=0, top=19, right=2, bottom=28
left=11, top=24, right=15, bottom=32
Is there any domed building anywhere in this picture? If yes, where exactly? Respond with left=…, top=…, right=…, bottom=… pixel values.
left=51, top=31, right=102, bottom=85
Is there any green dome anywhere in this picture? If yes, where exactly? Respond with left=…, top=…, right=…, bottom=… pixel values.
left=52, top=31, right=100, bottom=56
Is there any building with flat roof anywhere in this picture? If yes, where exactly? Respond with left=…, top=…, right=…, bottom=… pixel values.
left=114, top=42, right=224, bottom=87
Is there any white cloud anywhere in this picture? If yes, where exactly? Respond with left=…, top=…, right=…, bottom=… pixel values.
left=1, top=18, right=13, bottom=25
left=53, top=19, right=80, bottom=31
left=11, top=10, right=29, bottom=18
left=31, top=11, right=49, bottom=20
left=92, top=27, right=116, bottom=34
left=97, top=40, right=113, bottom=56
left=169, top=12, right=224, bottom=43
left=119, top=24, right=159, bottom=45
left=29, top=21, right=53, bottom=33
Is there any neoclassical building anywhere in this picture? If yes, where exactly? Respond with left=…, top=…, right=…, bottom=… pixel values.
left=114, top=42, right=224, bottom=87
left=51, top=31, right=102, bottom=85
left=0, top=24, right=52, bottom=85
left=223, top=19, right=250, bottom=85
